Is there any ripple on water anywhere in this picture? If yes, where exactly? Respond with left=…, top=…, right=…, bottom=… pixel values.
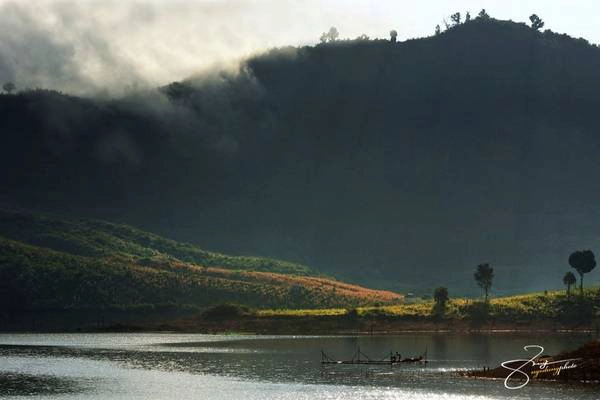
left=0, top=372, right=86, bottom=396
left=0, top=333, right=598, bottom=400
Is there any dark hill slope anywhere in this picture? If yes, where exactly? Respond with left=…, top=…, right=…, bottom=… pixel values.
left=1, top=19, right=600, bottom=294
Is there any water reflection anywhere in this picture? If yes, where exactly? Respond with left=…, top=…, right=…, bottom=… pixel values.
left=0, top=372, right=83, bottom=396
left=0, top=333, right=598, bottom=399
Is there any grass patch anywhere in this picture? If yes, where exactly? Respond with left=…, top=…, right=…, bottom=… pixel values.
left=256, top=308, right=347, bottom=317
left=258, top=288, right=600, bottom=322
left=0, top=210, right=404, bottom=313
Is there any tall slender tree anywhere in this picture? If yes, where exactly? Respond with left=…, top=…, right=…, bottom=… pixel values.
left=563, top=271, right=576, bottom=297
left=433, top=286, right=449, bottom=316
left=568, top=250, right=596, bottom=295
left=474, top=263, right=494, bottom=303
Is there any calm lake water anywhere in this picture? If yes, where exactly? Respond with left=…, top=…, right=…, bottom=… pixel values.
left=0, top=332, right=598, bottom=399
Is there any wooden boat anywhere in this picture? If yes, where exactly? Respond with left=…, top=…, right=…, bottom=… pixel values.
left=321, top=347, right=427, bottom=365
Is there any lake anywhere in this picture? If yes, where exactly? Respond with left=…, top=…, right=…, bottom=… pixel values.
left=0, top=332, right=598, bottom=399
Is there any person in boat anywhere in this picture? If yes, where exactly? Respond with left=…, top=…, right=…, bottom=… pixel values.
left=390, top=355, right=396, bottom=363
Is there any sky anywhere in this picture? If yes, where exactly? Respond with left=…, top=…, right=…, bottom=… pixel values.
left=0, top=0, right=598, bottom=95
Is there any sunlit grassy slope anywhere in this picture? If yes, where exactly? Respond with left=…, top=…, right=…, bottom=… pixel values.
left=0, top=209, right=312, bottom=275
left=259, top=289, right=600, bottom=320
left=0, top=210, right=403, bottom=311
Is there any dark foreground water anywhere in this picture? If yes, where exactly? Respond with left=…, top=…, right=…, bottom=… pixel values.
left=0, top=332, right=598, bottom=399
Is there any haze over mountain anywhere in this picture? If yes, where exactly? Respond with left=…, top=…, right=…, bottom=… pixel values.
left=2, top=16, right=600, bottom=295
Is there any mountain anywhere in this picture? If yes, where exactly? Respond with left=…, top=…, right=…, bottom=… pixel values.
left=0, top=209, right=402, bottom=319
left=2, top=17, right=600, bottom=295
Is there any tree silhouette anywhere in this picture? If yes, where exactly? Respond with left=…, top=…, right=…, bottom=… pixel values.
left=328, top=27, right=339, bottom=41
left=474, top=263, right=494, bottom=303
left=529, top=14, right=544, bottom=30
left=432, top=286, right=449, bottom=316
left=435, top=25, right=441, bottom=35
left=390, top=30, right=397, bottom=43
left=568, top=250, right=596, bottom=295
left=329, top=27, right=339, bottom=42
left=2, top=82, right=15, bottom=94
left=465, top=11, right=471, bottom=23
left=434, top=286, right=448, bottom=304
left=477, top=9, right=490, bottom=20
left=450, top=12, right=461, bottom=26
left=319, top=27, right=339, bottom=44
left=562, top=271, right=576, bottom=297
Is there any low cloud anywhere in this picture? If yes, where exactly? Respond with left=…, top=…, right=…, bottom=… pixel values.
left=0, top=0, right=320, bottom=96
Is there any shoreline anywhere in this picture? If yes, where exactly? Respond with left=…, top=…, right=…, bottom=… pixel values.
left=2, top=312, right=599, bottom=335
left=463, top=340, right=600, bottom=384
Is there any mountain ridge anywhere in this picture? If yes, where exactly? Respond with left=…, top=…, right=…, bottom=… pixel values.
left=2, top=18, right=600, bottom=295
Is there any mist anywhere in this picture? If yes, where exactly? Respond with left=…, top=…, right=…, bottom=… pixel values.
left=0, top=0, right=322, bottom=95
left=4, top=0, right=598, bottom=96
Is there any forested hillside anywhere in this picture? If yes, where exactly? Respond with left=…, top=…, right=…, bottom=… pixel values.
left=2, top=16, right=600, bottom=294
left=0, top=210, right=402, bottom=319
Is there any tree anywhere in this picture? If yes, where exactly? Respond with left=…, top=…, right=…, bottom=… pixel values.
left=563, top=271, right=576, bottom=297
left=327, top=26, right=339, bottom=42
left=434, top=286, right=449, bottom=305
left=450, top=12, right=461, bottom=26
left=474, top=263, right=494, bottom=303
left=435, top=25, right=441, bottom=35
left=329, top=27, right=339, bottom=41
left=433, top=286, right=449, bottom=312
left=529, top=14, right=544, bottom=30
left=568, top=250, right=596, bottom=295
left=465, top=11, right=471, bottom=23
left=477, top=9, right=490, bottom=20
left=2, top=82, right=15, bottom=94
left=319, top=27, right=339, bottom=44
left=390, top=30, right=397, bottom=43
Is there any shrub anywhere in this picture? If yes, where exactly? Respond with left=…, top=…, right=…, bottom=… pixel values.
left=345, top=308, right=359, bottom=319
left=201, top=303, right=253, bottom=320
